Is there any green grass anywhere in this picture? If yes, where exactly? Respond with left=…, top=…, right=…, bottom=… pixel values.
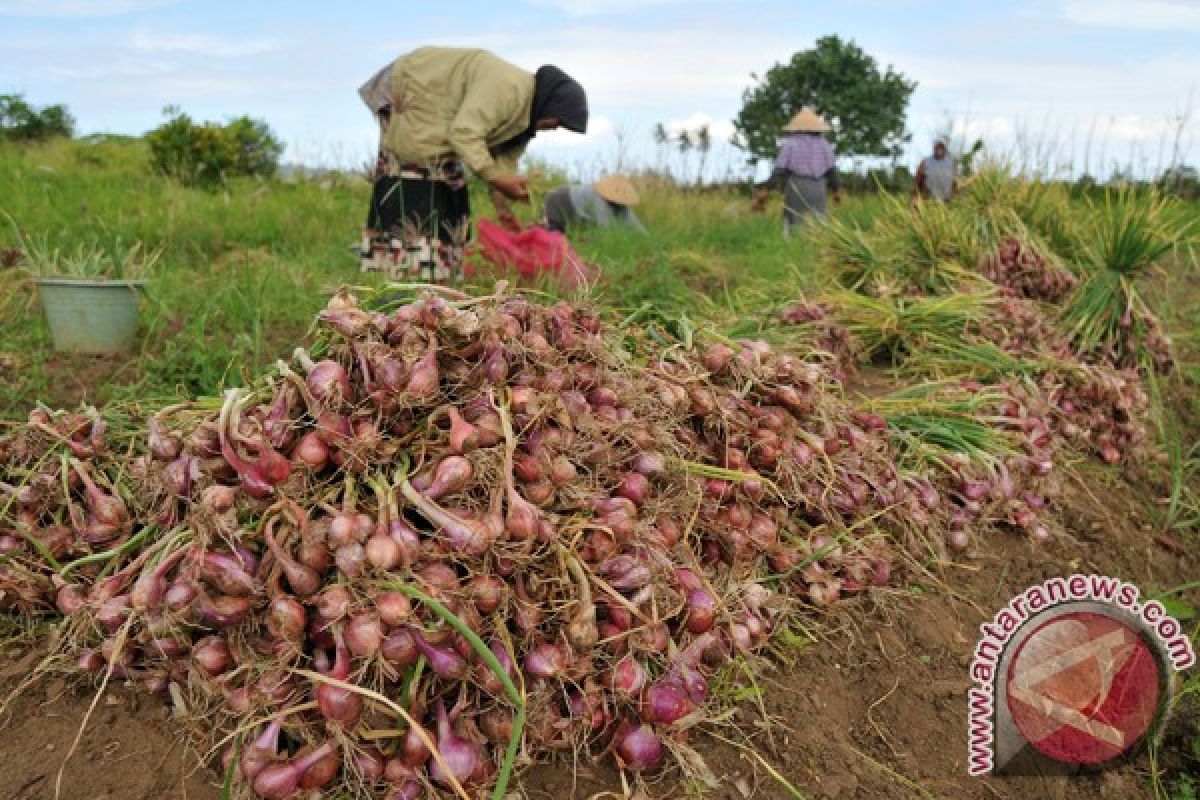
left=0, top=138, right=879, bottom=415
left=0, top=137, right=369, bottom=412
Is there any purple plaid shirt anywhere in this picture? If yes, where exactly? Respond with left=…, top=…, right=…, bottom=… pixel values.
left=774, top=134, right=836, bottom=178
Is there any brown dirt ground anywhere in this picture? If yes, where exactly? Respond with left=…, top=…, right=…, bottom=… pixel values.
left=0, top=464, right=1195, bottom=800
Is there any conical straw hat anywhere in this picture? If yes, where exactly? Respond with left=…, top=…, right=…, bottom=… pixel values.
left=594, top=174, right=640, bottom=206
left=783, top=107, right=830, bottom=133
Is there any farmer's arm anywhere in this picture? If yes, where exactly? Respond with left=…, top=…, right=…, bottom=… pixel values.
left=488, top=150, right=523, bottom=229
left=825, top=165, right=842, bottom=204
left=752, top=167, right=788, bottom=211
left=449, top=89, right=529, bottom=202
left=914, top=160, right=928, bottom=196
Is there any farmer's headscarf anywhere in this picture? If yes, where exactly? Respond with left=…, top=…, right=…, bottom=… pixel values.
left=496, top=66, right=588, bottom=154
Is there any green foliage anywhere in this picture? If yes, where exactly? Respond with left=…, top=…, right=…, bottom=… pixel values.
left=0, top=93, right=75, bottom=141
left=734, top=35, right=915, bottom=162
left=1063, top=188, right=1195, bottom=358
left=145, top=106, right=283, bottom=187
left=870, top=382, right=1020, bottom=472
left=829, top=290, right=993, bottom=363
left=813, top=192, right=986, bottom=294
left=7, top=210, right=159, bottom=280
left=16, top=235, right=159, bottom=280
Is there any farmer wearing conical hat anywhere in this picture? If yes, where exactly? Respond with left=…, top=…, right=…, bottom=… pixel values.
left=358, top=47, right=588, bottom=283
left=543, top=174, right=646, bottom=234
left=751, top=107, right=841, bottom=235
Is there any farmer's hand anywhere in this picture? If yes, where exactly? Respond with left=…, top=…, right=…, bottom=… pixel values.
left=498, top=208, right=522, bottom=232
left=488, top=175, right=530, bottom=202
left=751, top=188, right=769, bottom=213
left=832, top=189, right=844, bottom=206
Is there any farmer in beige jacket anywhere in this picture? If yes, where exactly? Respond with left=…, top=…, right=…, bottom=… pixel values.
left=358, top=47, right=588, bottom=282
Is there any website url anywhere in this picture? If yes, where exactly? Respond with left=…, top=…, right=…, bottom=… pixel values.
left=966, top=574, right=1195, bottom=776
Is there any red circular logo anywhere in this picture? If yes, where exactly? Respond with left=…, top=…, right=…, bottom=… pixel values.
left=1005, top=611, right=1162, bottom=765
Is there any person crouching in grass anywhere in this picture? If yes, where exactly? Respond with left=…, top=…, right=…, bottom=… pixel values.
left=543, top=175, right=646, bottom=234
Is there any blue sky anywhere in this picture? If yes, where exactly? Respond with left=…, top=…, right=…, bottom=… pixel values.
left=2, top=0, right=1197, bottom=179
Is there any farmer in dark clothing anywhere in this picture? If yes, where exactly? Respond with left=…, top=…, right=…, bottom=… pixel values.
left=358, top=46, right=588, bottom=282
left=751, top=108, right=841, bottom=236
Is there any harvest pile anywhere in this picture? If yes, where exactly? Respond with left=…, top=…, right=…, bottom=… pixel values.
left=0, top=286, right=931, bottom=799
left=977, top=236, right=1076, bottom=301
left=0, top=172, right=1189, bottom=799
left=777, top=176, right=1190, bottom=489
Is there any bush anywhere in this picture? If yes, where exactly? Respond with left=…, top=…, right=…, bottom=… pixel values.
left=1160, top=166, right=1199, bottom=201
left=0, top=94, right=75, bottom=141
left=146, top=107, right=283, bottom=186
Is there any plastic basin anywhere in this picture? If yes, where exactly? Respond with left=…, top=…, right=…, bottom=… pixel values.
left=35, top=278, right=147, bottom=354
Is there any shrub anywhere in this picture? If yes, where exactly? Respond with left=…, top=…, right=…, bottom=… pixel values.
left=146, top=107, right=283, bottom=186
left=0, top=94, right=75, bottom=141
left=1160, top=166, right=1199, bottom=201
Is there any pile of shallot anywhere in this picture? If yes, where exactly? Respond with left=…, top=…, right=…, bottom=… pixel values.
left=978, top=236, right=1076, bottom=302
left=1, top=287, right=931, bottom=799
left=776, top=300, right=858, bottom=382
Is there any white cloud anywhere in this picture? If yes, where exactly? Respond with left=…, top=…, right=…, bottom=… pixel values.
left=530, top=114, right=617, bottom=149
left=950, top=117, right=1016, bottom=142
left=441, top=25, right=794, bottom=113
left=47, top=57, right=175, bottom=81
left=0, top=0, right=175, bottom=17
left=131, top=31, right=281, bottom=57
left=665, top=112, right=737, bottom=144
left=1062, top=0, right=1200, bottom=32
left=1105, top=113, right=1180, bottom=141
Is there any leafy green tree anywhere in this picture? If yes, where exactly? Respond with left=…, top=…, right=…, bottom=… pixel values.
left=0, top=94, right=75, bottom=140
left=225, top=115, right=284, bottom=179
left=146, top=107, right=283, bottom=186
left=733, top=35, right=915, bottom=163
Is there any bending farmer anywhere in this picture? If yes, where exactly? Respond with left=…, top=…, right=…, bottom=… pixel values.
left=358, top=47, right=588, bottom=282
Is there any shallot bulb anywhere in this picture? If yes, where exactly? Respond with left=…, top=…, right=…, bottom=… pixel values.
left=642, top=679, right=696, bottom=725
left=344, top=612, right=383, bottom=657
left=253, top=741, right=337, bottom=800
left=608, top=655, right=648, bottom=695
left=615, top=722, right=664, bottom=771
left=315, top=629, right=362, bottom=726
left=263, top=516, right=320, bottom=597
left=375, top=591, right=412, bottom=626
left=412, top=628, right=467, bottom=680
left=524, top=641, right=568, bottom=680
left=295, top=348, right=351, bottom=407
left=240, top=720, right=281, bottom=780
left=429, top=702, right=481, bottom=789
left=424, top=456, right=473, bottom=500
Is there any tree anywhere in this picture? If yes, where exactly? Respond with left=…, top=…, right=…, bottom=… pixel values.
left=146, top=107, right=283, bottom=187
left=0, top=94, right=75, bottom=141
left=733, top=35, right=915, bottom=163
